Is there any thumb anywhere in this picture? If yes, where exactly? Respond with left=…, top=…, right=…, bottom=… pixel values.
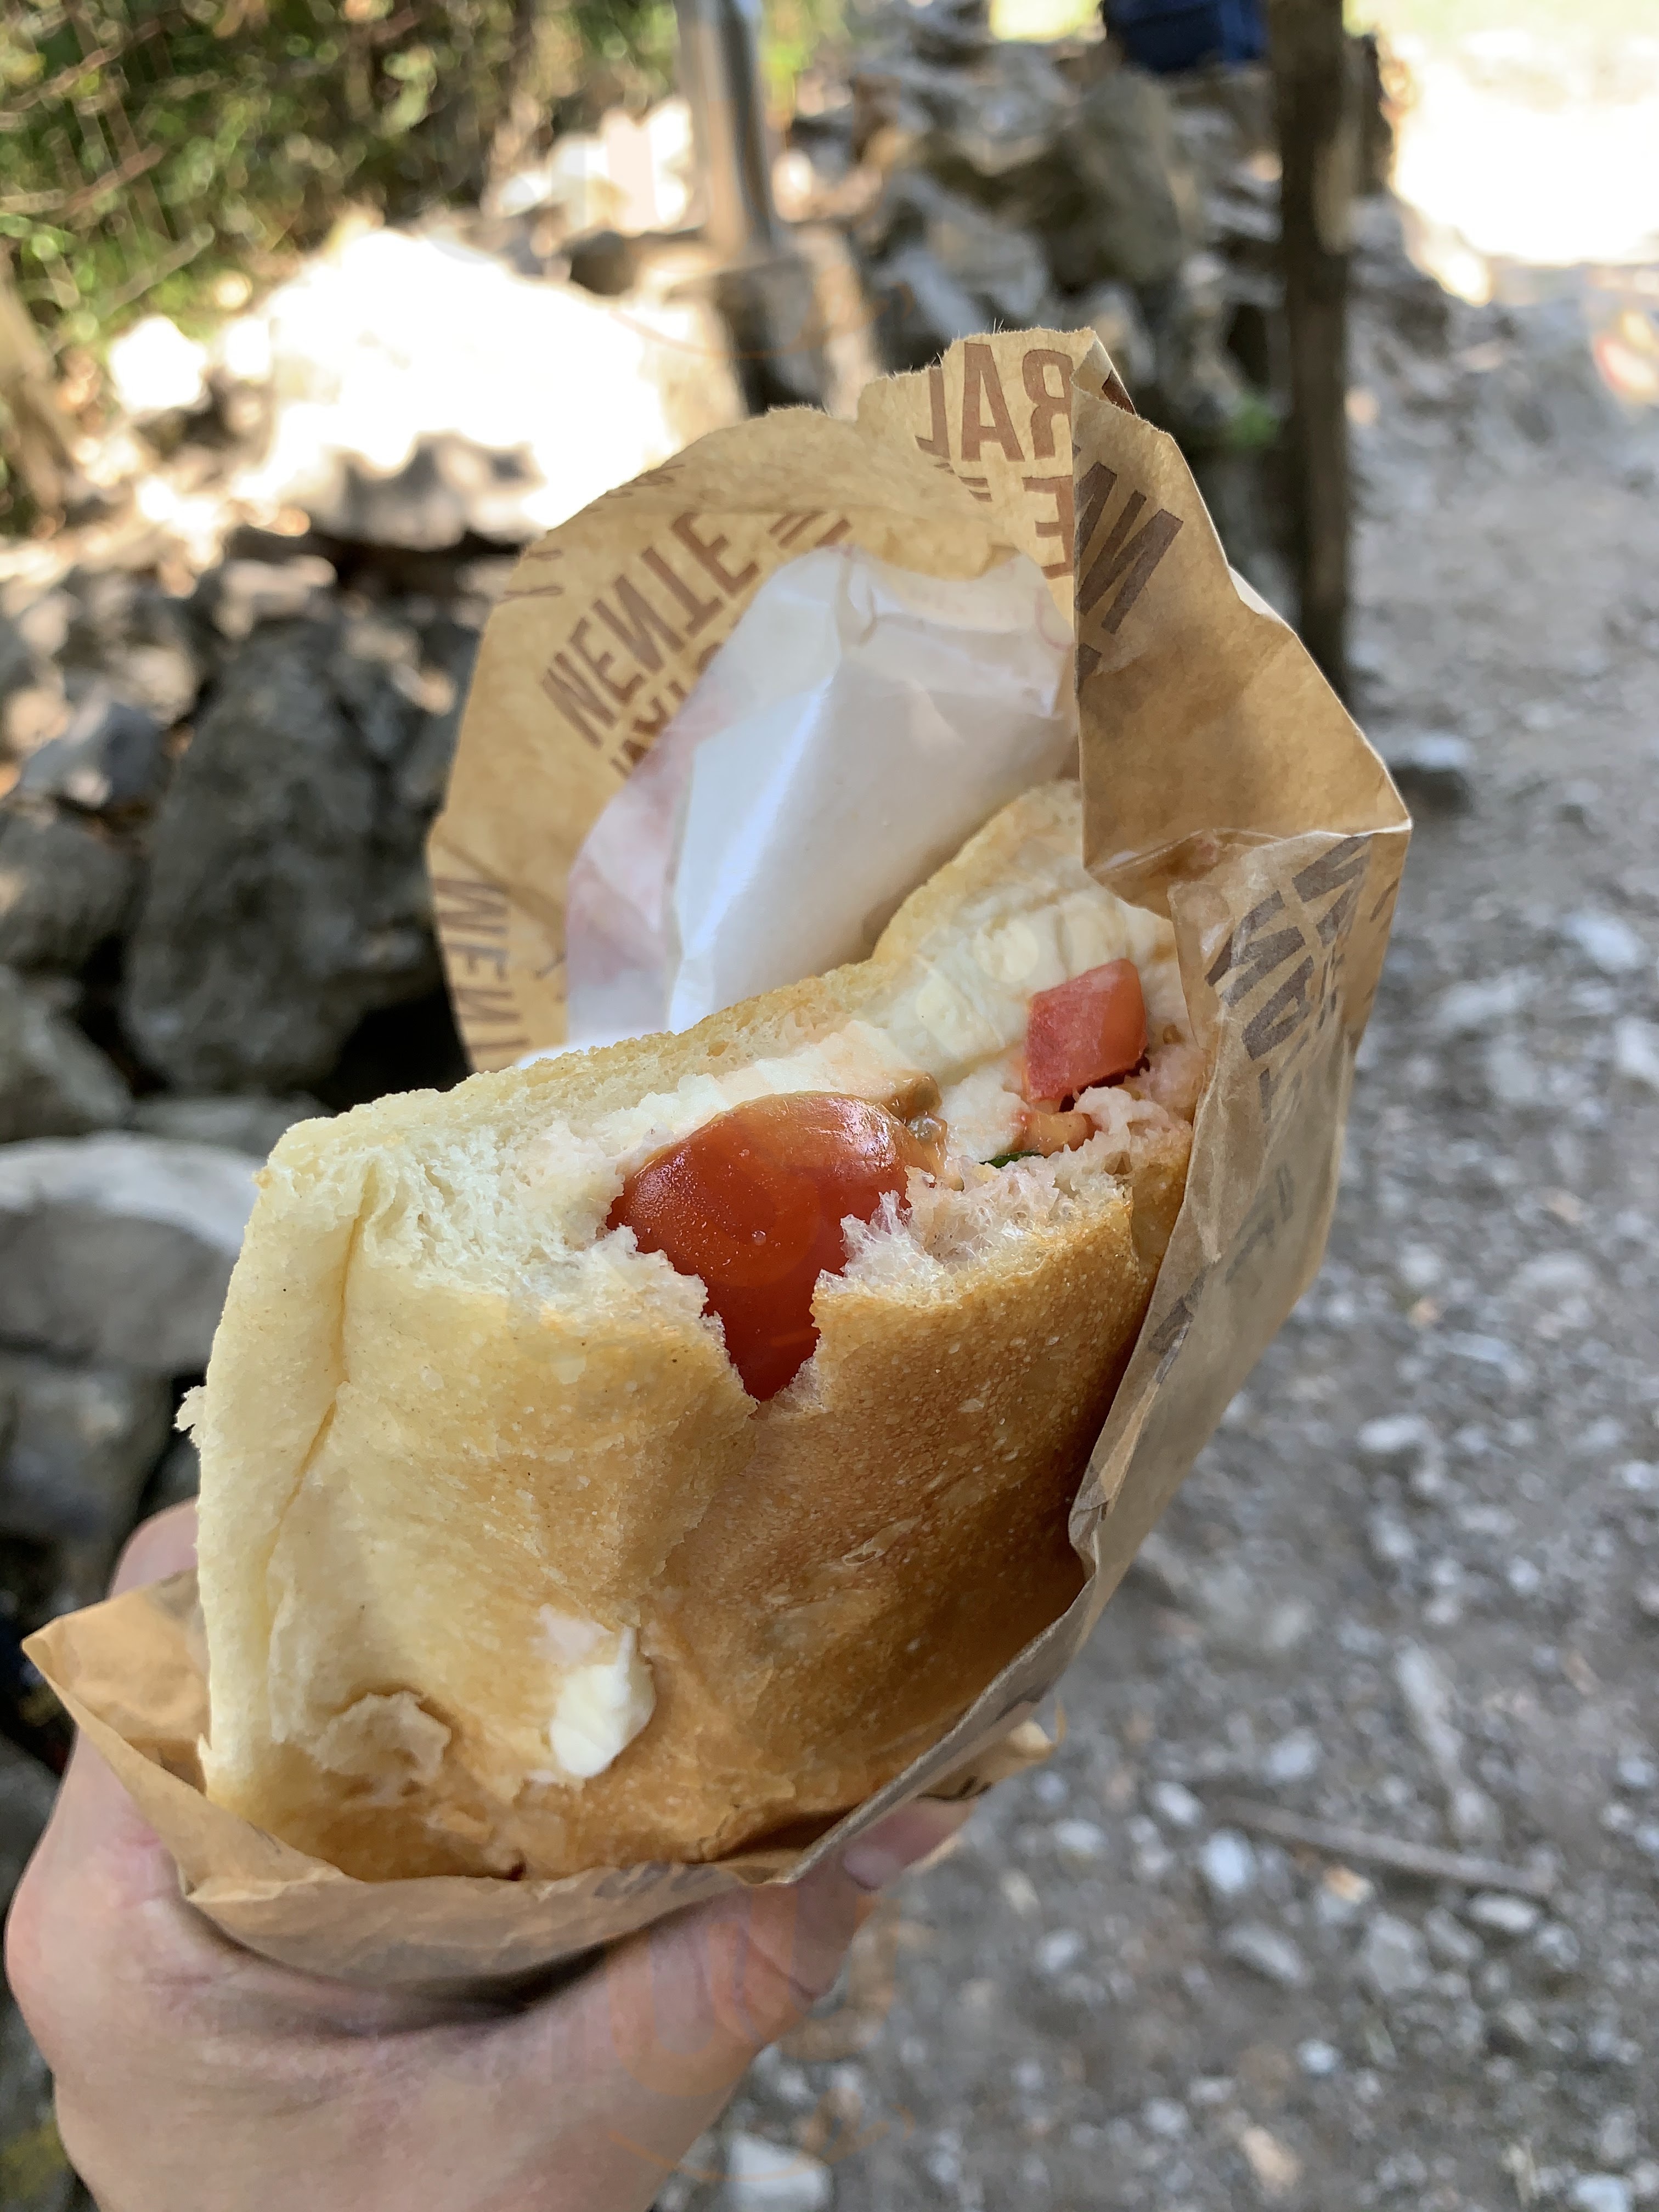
left=531, top=1799, right=970, bottom=2210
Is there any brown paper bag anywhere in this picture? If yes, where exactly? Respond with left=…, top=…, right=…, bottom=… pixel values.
left=27, top=330, right=1407, bottom=1991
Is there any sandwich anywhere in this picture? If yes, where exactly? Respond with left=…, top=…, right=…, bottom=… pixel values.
left=192, top=780, right=1204, bottom=1881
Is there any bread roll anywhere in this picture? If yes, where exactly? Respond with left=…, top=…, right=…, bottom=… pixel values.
left=194, top=783, right=1199, bottom=1880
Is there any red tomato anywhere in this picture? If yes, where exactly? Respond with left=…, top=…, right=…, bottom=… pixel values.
left=609, top=1093, right=943, bottom=1402
left=1024, top=959, right=1147, bottom=1104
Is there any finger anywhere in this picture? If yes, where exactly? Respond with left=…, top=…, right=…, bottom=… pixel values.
left=111, top=1500, right=199, bottom=1594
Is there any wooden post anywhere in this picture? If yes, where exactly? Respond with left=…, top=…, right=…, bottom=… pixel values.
left=1266, top=0, right=1354, bottom=699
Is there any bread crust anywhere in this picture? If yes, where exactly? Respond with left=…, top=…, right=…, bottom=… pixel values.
left=197, top=786, right=1194, bottom=1879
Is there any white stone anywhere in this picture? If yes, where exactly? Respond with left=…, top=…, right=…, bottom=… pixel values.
left=1148, top=1780, right=1204, bottom=1831
left=1568, top=2178, right=1633, bottom=2212
left=0, top=1135, right=261, bottom=1372
left=1198, top=1829, right=1258, bottom=1906
left=1142, top=2097, right=1189, bottom=2138
left=1616, top=1018, right=1659, bottom=1093
left=1297, top=2038, right=1341, bottom=2077
left=1431, top=972, right=1532, bottom=1037
left=724, top=2132, right=833, bottom=2212
left=1394, top=1245, right=1444, bottom=1294
left=1368, top=1511, right=1418, bottom=1568
left=1359, top=1913, right=1430, bottom=2000
left=1357, top=1412, right=1436, bottom=1463
left=1466, top=1892, right=1541, bottom=1938
left=1261, top=1728, right=1323, bottom=1785
left=1053, top=1818, right=1109, bottom=1862
left=1221, top=1922, right=1308, bottom=1989
left=1034, top=1927, right=1086, bottom=1976
left=1561, top=909, right=1647, bottom=975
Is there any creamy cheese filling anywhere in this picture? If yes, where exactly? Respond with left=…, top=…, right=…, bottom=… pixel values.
left=534, top=1607, right=657, bottom=1782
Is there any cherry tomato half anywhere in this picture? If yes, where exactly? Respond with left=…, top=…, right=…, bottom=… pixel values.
left=609, top=1093, right=943, bottom=1401
left=1024, top=958, right=1147, bottom=1105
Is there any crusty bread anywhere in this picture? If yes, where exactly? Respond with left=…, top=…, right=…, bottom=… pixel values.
left=194, top=784, right=1195, bottom=1879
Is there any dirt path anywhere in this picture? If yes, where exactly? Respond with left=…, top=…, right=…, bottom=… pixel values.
left=696, top=255, right=1659, bottom=2212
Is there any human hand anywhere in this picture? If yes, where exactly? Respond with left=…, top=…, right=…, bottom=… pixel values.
left=7, top=1505, right=968, bottom=2212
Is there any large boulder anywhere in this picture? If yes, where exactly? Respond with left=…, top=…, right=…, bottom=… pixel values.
left=0, top=804, right=138, bottom=972
left=121, top=610, right=464, bottom=1091
left=132, top=1090, right=324, bottom=1159
left=0, top=966, right=131, bottom=1142
left=0, top=1351, right=172, bottom=1550
left=0, top=1134, right=261, bottom=1374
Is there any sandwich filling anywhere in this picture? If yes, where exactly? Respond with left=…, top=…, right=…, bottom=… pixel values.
left=510, top=785, right=1202, bottom=1782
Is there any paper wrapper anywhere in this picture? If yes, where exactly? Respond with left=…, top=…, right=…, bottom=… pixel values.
left=28, top=330, right=1407, bottom=1991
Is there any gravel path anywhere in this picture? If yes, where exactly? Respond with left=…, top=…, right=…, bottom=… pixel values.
left=699, top=285, right=1659, bottom=2212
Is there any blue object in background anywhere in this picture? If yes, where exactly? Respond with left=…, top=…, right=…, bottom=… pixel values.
left=1104, top=0, right=1267, bottom=73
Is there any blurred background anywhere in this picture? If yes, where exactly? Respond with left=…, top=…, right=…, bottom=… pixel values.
left=1, top=0, right=1657, bottom=2204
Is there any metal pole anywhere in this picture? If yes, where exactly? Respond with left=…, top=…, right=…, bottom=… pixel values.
left=672, top=0, right=827, bottom=408
left=674, top=0, right=780, bottom=267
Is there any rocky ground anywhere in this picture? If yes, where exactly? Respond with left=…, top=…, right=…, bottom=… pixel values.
left=689, top=276, right=1659, bottom=2210
left=1, top=184, right=1657, bottom=2212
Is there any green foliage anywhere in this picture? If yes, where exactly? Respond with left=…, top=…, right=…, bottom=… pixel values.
left=0, top=0, right=850, bottom=354
left=0, top=1, right=551, bottom=351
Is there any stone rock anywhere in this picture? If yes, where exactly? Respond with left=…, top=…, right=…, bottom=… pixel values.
left=0, top=1352, right=171, bottom=1549
left=0, top=1135, right=261, bottom=1373
left=1194, top=1558, right=1314, bottom=1658
left=0, top=805, right=138, bottom=972
left=724, top=2131, right=833, bottom=2211
left=1488, top=1996, right=1541, bottom=2053
left=1052, top=69, right=1204, bottom=292
left=1073, top=280, right=1155, bottom=392
left=1198, top=1827, right=1257, bottom=1906
left=1393, top=1642, right=1502, bottom=1844
left=1127, top=1813, right=1173, bottom=1881
left=1359, top=1914, right=1430, bottom=2000
left=867, top=175, right=1057, bottom=369
left=1357, top=1410, right=1437, bottom=1466
left=1148, top=1779, right=1204, bottom=1831
left=1561, top=909, right=1647, bottom=977
left=1423, top=1906, right=1482, bottom=1968
left=1261, top=1728, right=1322, bottom=1785
left=131, top=1092, right=325, bottom=1159
left=1053, top=1818, right=1108, bottom=1863
left=1466, top=1893, right=1541, bottom=1940
left=205, top=557, right=339, bottom=643
left=0, top=966, right=131, bottom=1141
left=1570, top=2181, right=1633, bottom=2212
left=1034, top=1927, right=1086, bottom=1976
left=1367, top=1511, right=1417, bottom=1569
left=122, top=620, right=453, bottom=1091
left=1381, top=731, right=1475, bottom=812
left=15, top=690, right=166, bottom=814
left=1296, top=2038, right=1341, bottom=2078
left=1531, top=1920, right=1582, bottom=1979
left=0, top=1738, right=56, bottom=1906
left=55, top=568, right=203, bottom=729
left=1220, top=1922, right=1308, bottom=1989
left=1485, top=1032, right=1545, bottom=1111
left=1613, top=1018, right=1659, bottom=1095
left=1596, top=2112, right=1641, bottom=2169
left=1430, top=972, right=1532, bottom=1039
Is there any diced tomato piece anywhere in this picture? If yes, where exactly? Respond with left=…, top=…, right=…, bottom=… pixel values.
left=1024, top=960, right=1147, bottom=1104
left=608, top=1093, right=943, bottom=1402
